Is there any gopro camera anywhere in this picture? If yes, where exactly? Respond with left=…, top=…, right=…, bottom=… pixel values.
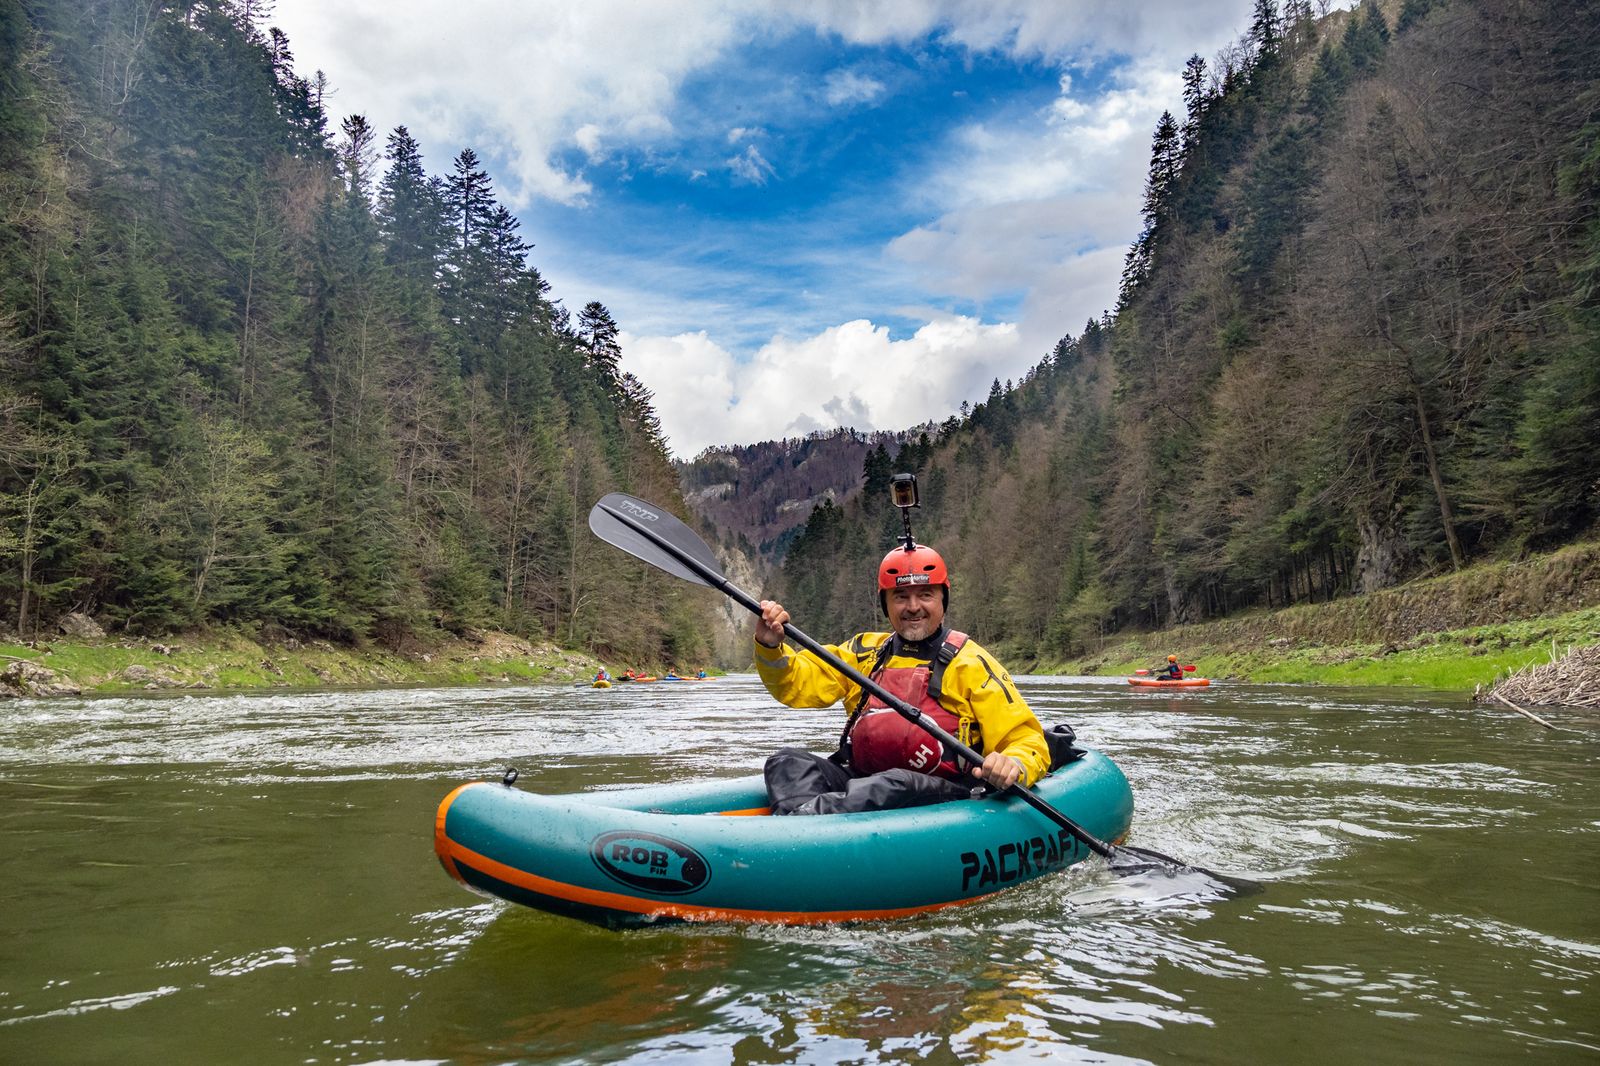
left=890, top=472, right=919, bottom=509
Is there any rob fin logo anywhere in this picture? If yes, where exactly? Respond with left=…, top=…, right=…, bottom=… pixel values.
left=591, top=831, right=710, bottom=895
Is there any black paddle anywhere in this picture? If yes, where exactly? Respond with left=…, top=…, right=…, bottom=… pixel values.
left=589, top=492, right=1247, bottom=890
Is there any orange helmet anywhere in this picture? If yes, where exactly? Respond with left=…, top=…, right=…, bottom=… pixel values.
left=878, top=544, right=949, bottom=615
left=1167, top=655, right=1178, bottom=662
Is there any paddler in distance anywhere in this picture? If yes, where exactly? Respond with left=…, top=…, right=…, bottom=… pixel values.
left=1152, top=655, right=1183, bottom=680
left=754, top=472, right=1049, bottom=815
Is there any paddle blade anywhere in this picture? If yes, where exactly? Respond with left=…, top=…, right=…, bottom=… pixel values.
left=1182, top=665, right=1197, bottom=672
left=1106, top=844, right=1260, bottom=896
left=1134, top=669, right=1149, bottom=675
left=588, top=493, right=725, bottom=589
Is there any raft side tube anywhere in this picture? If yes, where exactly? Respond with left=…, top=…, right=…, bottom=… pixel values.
left=434, top=750, right=1134, bottom=926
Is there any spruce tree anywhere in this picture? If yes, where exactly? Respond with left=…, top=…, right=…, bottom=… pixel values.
left=577, top=301, right=622, bottom=392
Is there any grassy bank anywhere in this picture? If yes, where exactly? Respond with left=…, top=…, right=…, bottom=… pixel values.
left=1, top=629, right=609, bottom=697
left=8, top=541, right=1598, bottom=697
left=1054, top=606, right=1600, bottom=690
left=1030, top=541, right=1600, bottom=691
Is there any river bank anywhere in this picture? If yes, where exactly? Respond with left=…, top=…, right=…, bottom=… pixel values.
left=6, top=541, right=1597, bottom=699
left=1042, top=541, right=1600, bottom=691
left=8, top=606, right=1593, bottom=700
left=0, top=629, right=608, bottom=699
left=1055, top=605, right=1599, bottom=690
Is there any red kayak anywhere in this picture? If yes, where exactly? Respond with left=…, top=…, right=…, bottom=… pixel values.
left=1127, top=677, right=1211, bottom=688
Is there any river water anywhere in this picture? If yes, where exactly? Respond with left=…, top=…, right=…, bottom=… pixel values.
left=0, top=674, right=1594, bottom=1064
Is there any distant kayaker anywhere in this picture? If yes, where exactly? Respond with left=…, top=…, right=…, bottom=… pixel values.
left=1153, top=655, right=1183, bottom=680
left=596, top=667, right=610, bottom=682
left=754, top=542, right=1049, bottom=815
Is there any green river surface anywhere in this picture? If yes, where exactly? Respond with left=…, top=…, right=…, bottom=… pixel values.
left=0, top=674, right=1595, bottom=1064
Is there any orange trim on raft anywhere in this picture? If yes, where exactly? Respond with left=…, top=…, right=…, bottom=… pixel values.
left=434, top=783, right=478, bottom=883
left=713, top=806, right=772, bottom=816
left=435, top=833, right=999, bottom=925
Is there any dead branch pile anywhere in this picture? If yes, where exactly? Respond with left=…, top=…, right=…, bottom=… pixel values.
left=1480, top=643, right=1600, bottom=708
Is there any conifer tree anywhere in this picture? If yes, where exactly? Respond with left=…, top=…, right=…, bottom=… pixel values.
left=1120, top=111, right=1182, bottom=301
left=442, top=148, right=496, bottom=363
left=1343, top=1, right=1390, bottom=72
left=1181, top=54, right=1209, bottom=136
left=1304, top=41, right=1350, bottom=127
left=1248, top=0, right=1281, bottom=65
left=576, top=300, right=622, bottom=392
left=378, top=126, right=448, bottom=290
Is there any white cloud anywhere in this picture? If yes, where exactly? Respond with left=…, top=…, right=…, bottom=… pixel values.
left=935, top=60, right=1180, bottom=210
left=824, top=69, right=887, bottom=107
left=272, top=0, right=745, bottom=205
left=623, top=315, right=1023, bottom=457
left=726, top=145, right=777, bottom=185
left=573, top=123, right=603, bottom=159
left=269, top=0, right=1267, bottom=452
left=796, top=0, right=1254, bottom=62
left=880, top=59, right=1177, bottom=358
left=273, top=0, right=1251, bottom=207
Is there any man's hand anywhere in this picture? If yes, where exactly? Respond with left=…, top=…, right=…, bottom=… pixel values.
left=973, top=751, right=1024, bottom=790
left=755, top=600, right=791, bottom=649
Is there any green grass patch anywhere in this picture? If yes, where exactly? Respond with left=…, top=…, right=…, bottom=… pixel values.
left=1053, top=605, right=1599, bottom=691
left=4, top=629, right=598, bottom=696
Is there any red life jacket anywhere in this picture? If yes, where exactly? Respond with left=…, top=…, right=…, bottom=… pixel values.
left=842, top=631, right=969, bottom=780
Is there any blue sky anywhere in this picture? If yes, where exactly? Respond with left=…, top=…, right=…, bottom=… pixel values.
left=270, top=1, right=1287, bottom=457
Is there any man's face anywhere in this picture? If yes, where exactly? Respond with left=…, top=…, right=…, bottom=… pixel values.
left=886, top=585, right=945, bottom=642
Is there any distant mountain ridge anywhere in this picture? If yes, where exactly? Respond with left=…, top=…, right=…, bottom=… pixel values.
left=678, top=427, right=932, bottom=558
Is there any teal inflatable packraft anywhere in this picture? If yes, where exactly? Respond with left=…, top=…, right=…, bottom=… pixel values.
left=434, top=749, right=1135, bottom=927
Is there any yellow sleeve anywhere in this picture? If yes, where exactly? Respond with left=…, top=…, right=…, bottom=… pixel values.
left=947, top=641, right=1050, bottom=787
left=753, top=633, right=882, bottom=710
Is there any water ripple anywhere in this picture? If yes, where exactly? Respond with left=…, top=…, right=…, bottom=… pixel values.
left=0, top=674, right=1594, bottom=1063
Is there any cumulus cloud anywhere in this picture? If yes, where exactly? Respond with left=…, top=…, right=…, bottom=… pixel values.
left=273, top=0, right=1253, bottom=207
left=272, top=0, right=747, bottom=205
left=936, top=59, right=1179, bottom=210
left=857, top=60, right=1175, bottom=368
left=268, top=0, right=1281, bottom=453
left=573, top=123, right=603, bottom=159
left=623, top=316, right=1023, bottom=457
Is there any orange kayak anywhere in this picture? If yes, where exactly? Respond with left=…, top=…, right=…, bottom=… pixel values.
left=1127, top=677, right=1211, bottom=688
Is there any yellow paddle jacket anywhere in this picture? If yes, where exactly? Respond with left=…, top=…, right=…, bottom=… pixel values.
left=753, top=631, right=1050, bottom=787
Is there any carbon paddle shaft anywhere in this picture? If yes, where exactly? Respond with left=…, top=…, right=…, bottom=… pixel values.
left=594, top=500, right=1116, bottom=861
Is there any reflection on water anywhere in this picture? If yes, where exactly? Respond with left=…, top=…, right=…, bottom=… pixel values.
left=0, top=675, right=1595, bottom=1063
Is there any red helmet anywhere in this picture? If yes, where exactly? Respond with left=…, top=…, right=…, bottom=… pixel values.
left=879, top=543, right=948, bottom=590
left=878, top=544, right=950, bottom=614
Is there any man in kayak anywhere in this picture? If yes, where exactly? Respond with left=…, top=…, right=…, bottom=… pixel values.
left=754, top=542, right=1050, bottom=815
left=1153, top=655, right=1183, bottom=680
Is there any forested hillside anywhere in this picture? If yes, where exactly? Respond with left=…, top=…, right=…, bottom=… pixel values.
left=772, top=0, right=1600, bottom=660
left=679, top=426, right=936, bottom=560
left=0, top=0, right=713, bottom=664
